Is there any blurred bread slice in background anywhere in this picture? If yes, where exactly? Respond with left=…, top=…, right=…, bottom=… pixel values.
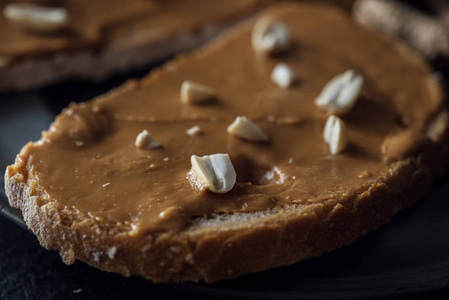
left=0, top=0, right=275, bottom=92
left=353, top=0, right=449, bottom=70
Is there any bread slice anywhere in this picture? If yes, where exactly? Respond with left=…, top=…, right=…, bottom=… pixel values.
left=353, top=0, right=449, bottom=68
left=5, top=2, right=449, bottom=283
left=0, top=0, right=273, bottom=92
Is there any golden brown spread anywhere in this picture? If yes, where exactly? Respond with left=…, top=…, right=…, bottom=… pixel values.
left=0, top=0, right=266, bottom=61
left=16, top=4, right=443, bottom=235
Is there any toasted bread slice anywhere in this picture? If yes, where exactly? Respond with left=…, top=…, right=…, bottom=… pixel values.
left=5, top=2, right=449, bottom=283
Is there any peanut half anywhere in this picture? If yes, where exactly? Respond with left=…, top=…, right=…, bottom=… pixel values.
left=271, top=62, right=297, bottom=89
left=227, top=116, right=269, bottom=142
left=323, top=115, right=348, bottom=155
left=251, top=16, right=291, bottom=55
left=315, top=70, right=363, bottom=115
left=189, top=154, right=236, bottom=194
left=181, top=81, right=215, bottom=104
left=135, top=130, right=161, bottom=150
left=186, top=125, right=202, bottom=136
left=3, top=3, right=68, bottom=34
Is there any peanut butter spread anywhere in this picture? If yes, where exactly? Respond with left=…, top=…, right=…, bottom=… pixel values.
left=0, top=0, right=268, bottom=62
left=11, top=3, right=443, bottom=235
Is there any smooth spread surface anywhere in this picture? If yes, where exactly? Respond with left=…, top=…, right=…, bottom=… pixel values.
left=0, top=0, right=266, bottom=61
left=12, top=4, right=443, bottom=235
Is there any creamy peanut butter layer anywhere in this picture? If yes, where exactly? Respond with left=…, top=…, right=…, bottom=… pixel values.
left=9, top=3, right=443, bottom=235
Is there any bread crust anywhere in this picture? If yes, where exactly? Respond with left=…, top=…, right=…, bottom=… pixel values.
left=5, top=3, right=449, bottom=283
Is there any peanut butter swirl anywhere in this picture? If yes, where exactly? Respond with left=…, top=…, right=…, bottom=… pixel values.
left=12, top=4, right=443, bottom=235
